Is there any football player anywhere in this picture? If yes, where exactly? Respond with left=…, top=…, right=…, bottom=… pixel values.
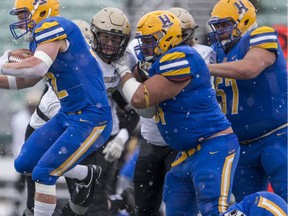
left=61, top=8, right=138, bottom=216
left=0, top=7, right=138, bottom=216
left=221, top=191, right=287, bottom=216
left=132, top=7, right=217, bottom=216
left=208, top=0, right=287, bottom=202
left=112, top=10, right=240, bottom=216
left=0, top=0, right=113, bottom=215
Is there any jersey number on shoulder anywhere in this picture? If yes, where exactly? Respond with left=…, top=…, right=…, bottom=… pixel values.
left=215, top=77, right=239, bottom=115
left=45, top=72, right=68, bottom=99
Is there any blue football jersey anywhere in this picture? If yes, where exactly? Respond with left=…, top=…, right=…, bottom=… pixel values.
left=29, top=16, right=110, bottom=116
left=214, top=26, right=287, bottom=141
left=149, top=45, right=231, bottom=151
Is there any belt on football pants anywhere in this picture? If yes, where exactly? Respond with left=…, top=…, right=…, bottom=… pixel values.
left=66, top=110, right=82, bottom=115
left=240, top=123, right=288, bottom=145
left=171, top=127, right=234, bottom=167
left=171, top=144, right=201, bottom=167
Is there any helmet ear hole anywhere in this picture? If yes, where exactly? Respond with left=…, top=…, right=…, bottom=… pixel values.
left=244, top=19, right=249, bottom=26
left=166, top=36, right=173, bottom=43
left=39, top=11, right=46, bottom=18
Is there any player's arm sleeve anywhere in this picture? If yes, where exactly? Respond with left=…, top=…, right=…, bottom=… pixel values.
left=157, top=51, right=192, bottom=81
left=34, top=20, right=67, bottom=46
left=249, top=26, right=279, bottom=54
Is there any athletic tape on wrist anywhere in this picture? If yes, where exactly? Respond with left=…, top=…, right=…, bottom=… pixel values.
left=122, top=77, right=141, bottom=104
left=117, top=128, right=129, bottom=144
left=119, top=68, right=132, bottom=78
left=35, top=182, right=56, bottom=196
left=7, top=76, right=17, bottom=90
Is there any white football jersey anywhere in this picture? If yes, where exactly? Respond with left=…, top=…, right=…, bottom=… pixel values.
left=29, top=85, right=60, bottom=129
left=93, top=54, right=121, bottom=136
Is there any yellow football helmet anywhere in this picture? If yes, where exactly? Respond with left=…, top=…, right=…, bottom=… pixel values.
left=9, top=0, right=60, bottom=40
left=91, top=7, right=131, bottom=61
left=72, top=19, right=93, bottom=43
left=208, top=0, right=257, bottom=50
left=135, top=10, right=182, bottom=62
left=167, top=7, right=198, bottom=45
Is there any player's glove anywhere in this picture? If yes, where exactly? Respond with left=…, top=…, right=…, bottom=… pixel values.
left=112, top=52, right=131, bottom=78
left=137, top=60, right=151, bottom=82
left=0, top=50, right=10, bottom=75
left=102, top=128, right=129, bottom=162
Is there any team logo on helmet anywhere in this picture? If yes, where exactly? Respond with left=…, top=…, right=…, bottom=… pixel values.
left=234, top=1, right=248, bottom=14
left=158, top=15, right=173, bottom=28
left=33, top=0, right=47, bottom=6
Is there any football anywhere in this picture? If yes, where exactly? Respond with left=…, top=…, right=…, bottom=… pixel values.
left=8, top=48, right=34, bottom=63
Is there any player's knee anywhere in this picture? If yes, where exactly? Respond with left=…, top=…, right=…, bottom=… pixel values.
left=32, top=166, right=58, bottom=185
left=14, top=156, right=32, bottom=174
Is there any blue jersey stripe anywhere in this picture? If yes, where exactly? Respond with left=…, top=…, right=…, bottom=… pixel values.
left=35, top=26, right=65, bottom=43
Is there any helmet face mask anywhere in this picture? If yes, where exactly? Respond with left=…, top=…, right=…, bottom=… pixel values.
left=209, top=17, right=239, bottom=50
left=90, top=7, right=131, bottom=62
left=9, top=8, right=35, bottom=41
left=91, top=26, right=130, bottom=62
left=181, top=27, right=196, bottom=46
left=134, top=10, right=182, bottom=63
left=208, top=0, right=257, bottom=51
left=9, top=0, right=60, bottom=41
left=134, top=34, right=157, bottom=62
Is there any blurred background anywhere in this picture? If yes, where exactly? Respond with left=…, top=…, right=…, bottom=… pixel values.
left=0, top=0, right=286, bottom=215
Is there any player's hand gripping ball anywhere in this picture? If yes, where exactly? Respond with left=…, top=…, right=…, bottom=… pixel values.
left=8, top=49, right=34, bottom=63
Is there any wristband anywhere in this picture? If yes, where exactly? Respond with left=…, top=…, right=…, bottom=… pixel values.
left=7, top=76, right=17, bottom=89
left=122, top=78, right=141, bottom=104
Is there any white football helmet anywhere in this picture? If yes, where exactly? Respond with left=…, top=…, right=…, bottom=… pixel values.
left=72, top=19, right=93, bottom=43
left=90, top=7, right=131, bottom=61
left=167, top=7, right=198, bottom=45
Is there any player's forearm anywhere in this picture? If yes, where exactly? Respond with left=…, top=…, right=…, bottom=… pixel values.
left=0, top=75, right=10, bottom=89
left=208, top=60, right=260, bottom=80
left=1, top=58, right=48, bottom=78
left=0, top=75, right=41, bottom=89
left=1, top=50, right=54, bottom=78
left=16, top=77, right=42, bottom=89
